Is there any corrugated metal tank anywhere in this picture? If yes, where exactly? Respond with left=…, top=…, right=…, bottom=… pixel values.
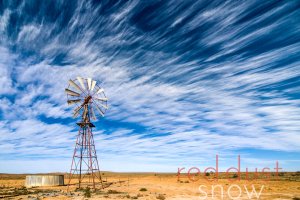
left=25, top=175, right=64, bottom=187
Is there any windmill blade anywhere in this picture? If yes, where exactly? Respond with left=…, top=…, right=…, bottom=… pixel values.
left=73, top=106, right=83, bottom=118
left=94, top=97, right=108, bottom=101
left=91, top=80, right=96, bottom=91
left=67, top=99, right=81, bottom=105
left=73, top=111, right=80, bottom=118
left=94, top=103, right=104, bottom=117
left=96, top=88, right=104, bottom=94
left=74, top=109, right=82, bottom=118
left=99, top=103, right=108, bottom=109
left=69, top=79, right=82, bottom=92
left=65, top=88, right=80, bottom=96
left=77, top=77, right=86, bottom=90
left=87, top=78, right=92, bottom=90
left=73, top=106, right=82, bottom=115
left=90, top=106, right=97, bottom=120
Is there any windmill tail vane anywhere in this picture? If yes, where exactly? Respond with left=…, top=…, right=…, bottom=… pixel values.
left=65, top=77, right=108, bottom=190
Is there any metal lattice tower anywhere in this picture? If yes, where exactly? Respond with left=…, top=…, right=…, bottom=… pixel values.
left=65, top=77, right=108, bottom=189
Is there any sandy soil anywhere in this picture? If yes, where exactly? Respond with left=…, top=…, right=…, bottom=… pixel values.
left=0, top=173, right=299, bottom=199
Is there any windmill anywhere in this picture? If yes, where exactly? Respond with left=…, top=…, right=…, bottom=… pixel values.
left=65, top=77, right=108, bottom=189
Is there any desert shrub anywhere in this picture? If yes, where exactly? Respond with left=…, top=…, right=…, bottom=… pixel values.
left=156, top=194, right=165, bottom=200
left=139, top=188, right=147, bottom=192
left=107, top=189, right=121, bottom=194
left=185, top=181, right=189, bottom=183
left=94, top=189, right=103, bottom=195
left=12, top=187, right=29, bottom=195
left=125, top=194, right=130, bottom=198
left=131, top=196, right=138, bottom=199
left=278, top=172, right=285, bottom=176
left=292, top=197, right=300, bottom=200
left=75, top=188, right=84, bottom=192
left=232, top=174, right=238, bottom=178
left=205, top=172, right=210, bottom=176
left=83, top=187, right=91, bottom=198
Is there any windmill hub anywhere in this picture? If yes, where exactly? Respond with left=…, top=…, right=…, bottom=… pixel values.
left=84, top=96, right=92, bottom=105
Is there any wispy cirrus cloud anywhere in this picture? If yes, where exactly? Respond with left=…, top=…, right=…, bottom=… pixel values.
left=0, top=0, right=299, bottom=173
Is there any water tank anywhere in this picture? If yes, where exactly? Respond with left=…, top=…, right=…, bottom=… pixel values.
left=25, top=175, right=64, bottom=187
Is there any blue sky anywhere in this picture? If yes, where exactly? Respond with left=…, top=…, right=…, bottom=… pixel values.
left=0, top=0, right=299, bottom=173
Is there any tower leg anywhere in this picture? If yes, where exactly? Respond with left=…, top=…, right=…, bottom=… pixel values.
left=67, top=129, right=81, bottom=191
left=90, top=131, right=104, bottom=189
